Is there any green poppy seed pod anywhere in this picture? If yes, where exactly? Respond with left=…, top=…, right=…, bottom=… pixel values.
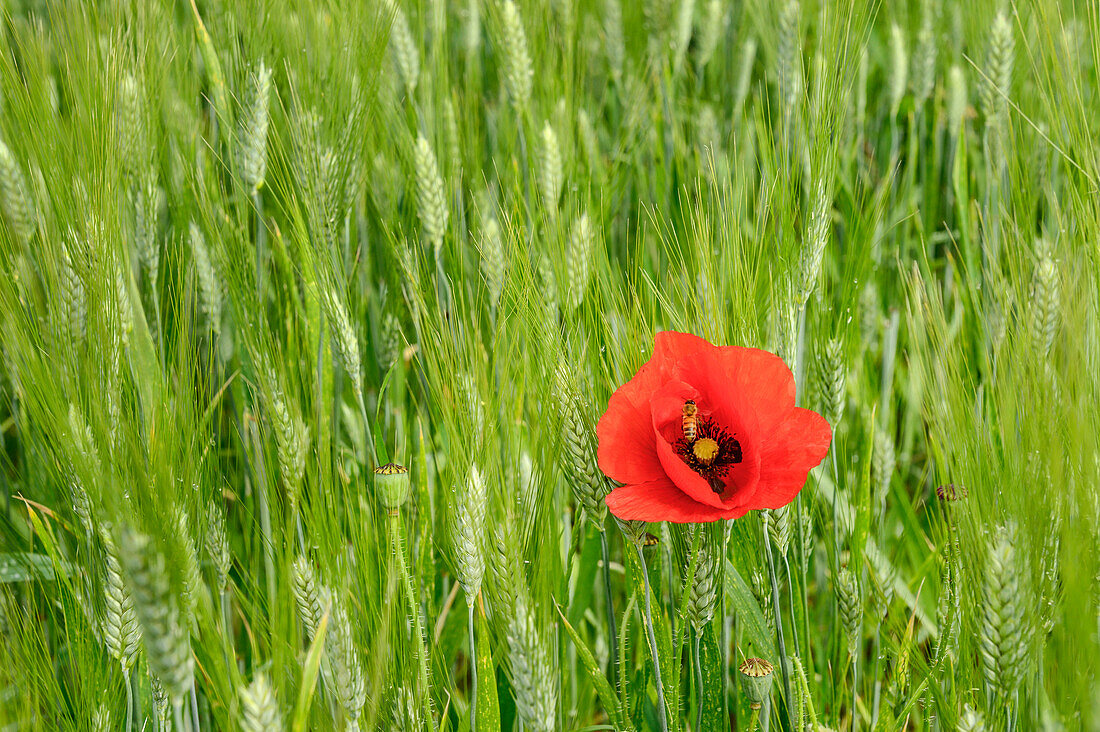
left=375, top=463, right=411, bottom=511
left=739, top=657, right=774, bottom=709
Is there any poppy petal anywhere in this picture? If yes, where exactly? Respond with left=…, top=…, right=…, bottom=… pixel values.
left=596, top=388, right=665, bottom=485
left=673, top=346, right=796, bottom=433
left=604, top=478, right=729, bottom=523
left=652, top=331, right=716, bottom=369
left=752, top=407, right=833, bottom=508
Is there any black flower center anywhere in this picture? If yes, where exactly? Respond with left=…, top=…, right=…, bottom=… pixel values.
left=674, top=415, right=743, bottom=494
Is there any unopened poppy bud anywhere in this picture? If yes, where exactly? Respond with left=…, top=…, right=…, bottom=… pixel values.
left=374, top=463, right=410, bottom=511
left=739, top=657, right=774, bottom=709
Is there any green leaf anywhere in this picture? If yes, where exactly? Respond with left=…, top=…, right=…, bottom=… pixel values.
left=698, top=624, right=726, bottom=730
left=475, top=603, right=501, bottom=732
left=724, top=560, right=775, bottom=658
left=0, top=553, right=72, bottom=583
left=292, top=610, right=329, bottom=732
left=555, top=600, right=627, bottom=731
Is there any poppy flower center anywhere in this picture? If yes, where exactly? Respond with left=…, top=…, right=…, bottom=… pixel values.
left=674, top=411, right=743, bottom=494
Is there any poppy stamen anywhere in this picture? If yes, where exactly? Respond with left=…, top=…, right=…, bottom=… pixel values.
left=674, top=416, right=743, bottom=494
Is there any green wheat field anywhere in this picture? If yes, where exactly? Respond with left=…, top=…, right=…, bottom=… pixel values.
left=0, top=0, right=1097, bottom=729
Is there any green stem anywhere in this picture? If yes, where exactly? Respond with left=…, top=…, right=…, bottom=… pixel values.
left=172, top=703, right=186, bottom=732
left=600, top=528, right=620, bottom=692
left=357, top=391, right=380, bottom=470
left=794, top=655, right=820, bottom=731
left=694, top=631, right=704, bottom=732
left=635, top=543, right=669, bottom=732
left=124, top=668, right=133, bottom=732
left=250, top=422, right=277, bottom=613
left=190, top=684, right=200, bottom=732
left=253, top=188, right=266, bottom=306
left=851, top=655, right=859, bottom=732
left=747, top=706, right=762, bottom=732
left=390, top=512, right=433, bottom=729
left=468, top=600, right=477, bottom=732
left=762, top=520, right=793, bottom=726
left=783, top=555, right=802, bottom=660
left=221, top=587, right=234, bottom=669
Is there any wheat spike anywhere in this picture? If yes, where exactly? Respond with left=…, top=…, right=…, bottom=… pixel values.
left=100, top=528, right=141, bottom=673
left=270, top=388, right=309, bottom=505
left=92, top=703, right=112, bottom=732
left=814, top=338, right=846, bottom=427
left=836, top=567, right=862, bottom=658
left=506, top=596, right=557, bottom=732
left=329, top=596, right=366, bottom=727
left=764, top=506, right=791, bottom=557
left=134, top=168, right=160, bottom=285
left=150, top=673, right=172, bottom=730
left=980, top=10, right=1014, bottom=129
left=376, top=312, right=400, bottom=370
left=1029, top=246, right=1059, bottom=358
left=688, top=542, right=719, bottom=631
left=798, top=177, right=830, bottom=306
left=776, top=0, right=802, bottom=115
left=325, top=289, right=363, bottom=401
left=695, top=0, right=723, bottom=73
left=911, top=0, right=936, bottom=108
left=0, top=139, right=36, bottom=247
left=957, top=705, right=986, bottom=731
left=189, top=221, right=222, bottom=340
left=603, top=0, right=624, bottom=82
left=872, top=428, right=895, bottom=509
left=565, top=213, right=595, bottom=313
left=205, top=502, right=232, bottom=592
left=577, top=109, right=599, bottom=174
left=240, top=672, right=284, bottom=732
left=499, top=1, right=533, bottom=111
left=118, top=528, right=194, bottom=705
left=236, top=61, right=273, bottom=193
left=389, top=0, right=420, bottom=96
left=553, top=362, right=609, bottom=526
left=292, top=556, right=324, bottom=642
left=413, top=133, right=449, bottom=259
left=733, top=38, right=758, bottom=117
left=463, top=0, right=481, bottom=56
left=172, top=507, right=205, bottom=626
left=671, top=0, right=695, bottom=75
left=388, top=686, right=422, bottom=730
left=60, top=243, right=87, bottom=349
left=537, top=121, right=562, bottom=214
left=888, top=23, right=908, bottom=115
left=980, top=523, right=1030, bottom=699
left=443, top=98, right=462, bottom=177
left=454, top=464, right=488, bottom=601
left=479, top=217, right=507, bottom=308
left=116, top=72, right=147, bottom=175
left=946, top=65, right=967, bottom=139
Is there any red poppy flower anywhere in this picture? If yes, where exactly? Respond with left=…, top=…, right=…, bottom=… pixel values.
left=596, top=331, right=831, bottom=523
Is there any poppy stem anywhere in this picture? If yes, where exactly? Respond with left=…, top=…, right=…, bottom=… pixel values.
left=762, top=519, right=794, bottom=726
left=635, top=542, right=669, bottom=732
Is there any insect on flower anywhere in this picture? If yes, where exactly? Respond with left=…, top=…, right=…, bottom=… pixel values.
left=596, top=331, right=832, bottom=523
left=681, top=400, right=698, bottom=442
